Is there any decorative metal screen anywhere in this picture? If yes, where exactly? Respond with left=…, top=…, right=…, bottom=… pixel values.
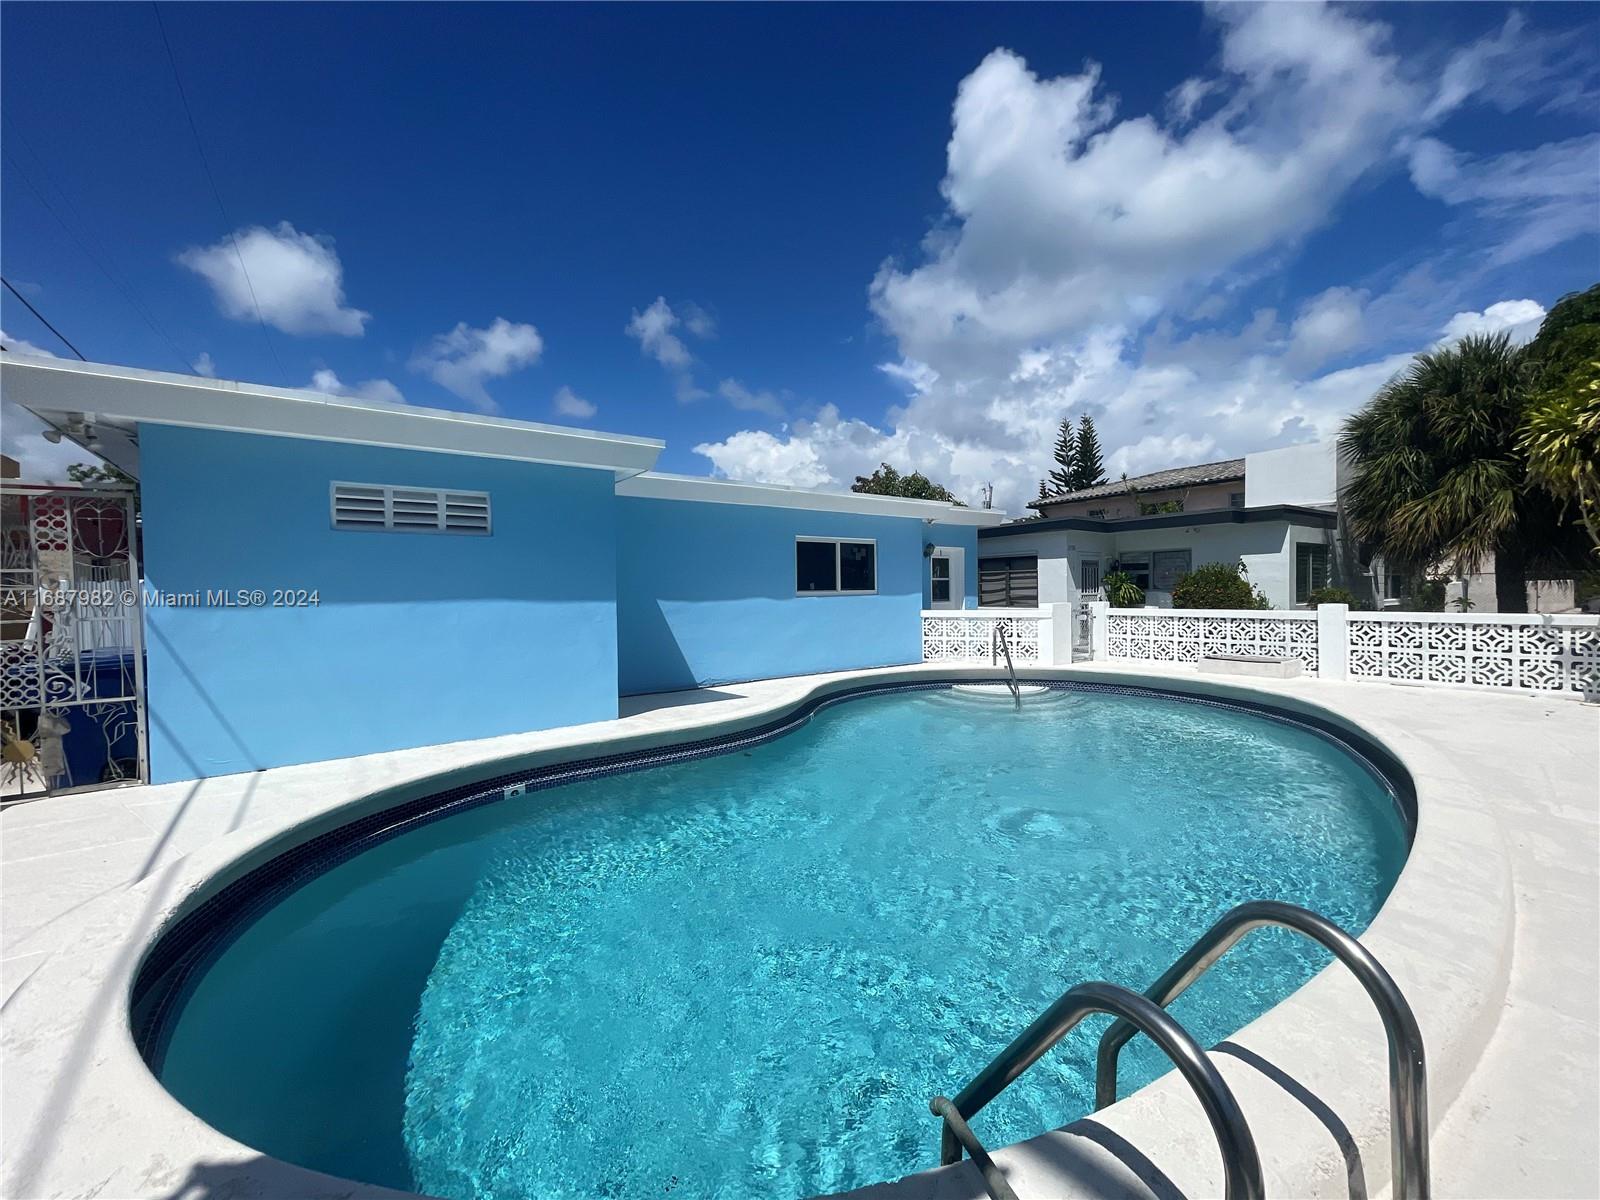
left=1348, top=615, right=1600, bottom=698
left=2, top=485, right=146, bottom=801
left=922, top=612, right=1043, bottom=662
left=1105, top=610, right=1320, bottom=673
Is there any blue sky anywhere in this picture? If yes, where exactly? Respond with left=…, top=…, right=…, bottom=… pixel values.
left=3, top=2, right=1596, bottom=509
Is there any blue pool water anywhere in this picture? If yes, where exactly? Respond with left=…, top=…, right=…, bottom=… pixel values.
left=148, top=687, right=1407, bottom=1200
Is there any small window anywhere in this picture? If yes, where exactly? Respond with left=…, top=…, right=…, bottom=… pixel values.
left=1114, top=553, right=1152, bottom=592
left=1229, top=492, right=1246, bottom=509
left=796, top=538, right=876, bottom=594
left=1151, top=549, right=1192, bottom=592
left=930, top=556, right=951, bottom=604
left=331, top=483, right=490, bottom=534
left=1296, top=543, right=1330, bottom=603
left=979, top=556, right=1039, bottom=607
left=1087, top=508, right=1107, bottom=519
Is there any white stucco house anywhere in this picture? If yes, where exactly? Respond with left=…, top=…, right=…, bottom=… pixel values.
left=980, top=440, right=1576, bottom=612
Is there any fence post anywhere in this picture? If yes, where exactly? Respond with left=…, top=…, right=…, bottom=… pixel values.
left=1317, top=603, right=1349, bottom=681
left=1048, top=603, right=1075, bottom=665
left=1089, top=601, right=1110, bottom=661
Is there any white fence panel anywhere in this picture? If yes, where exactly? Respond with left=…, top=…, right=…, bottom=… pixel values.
left=921, top=609, right=1047, bottom=663
left=1348, top=612, right=1599, bottom=699
left=1106, top=609, right=1320, bottom=674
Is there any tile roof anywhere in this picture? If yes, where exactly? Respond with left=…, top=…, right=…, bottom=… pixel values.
left=1029, top=457, right=1246, bottom=507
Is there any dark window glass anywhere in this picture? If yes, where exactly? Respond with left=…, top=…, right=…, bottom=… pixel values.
left=979, top=556, right=1039, bottom=606
left=840, top=542, right=876, bottom=591
left=1296, top=543, right=1329, bottom=602
left=931, top=579, right=951, bottom=602
left=796, top=541, right=837, bottom=592
left=930, top=558, right=950, bottom=580
left=1117, top=555, right=1152, bottom=591
left=1229, top=492, right=1246, bottom=509
left=1152, top=549, right=1192, bottom=592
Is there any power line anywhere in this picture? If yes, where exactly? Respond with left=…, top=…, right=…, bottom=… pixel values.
left=2, top=276, right=88, bottom=360
left=2, top=136, right=197, bottom=374
left=151, top=1, right=285, bottom=381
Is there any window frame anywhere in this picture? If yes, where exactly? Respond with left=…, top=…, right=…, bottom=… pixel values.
left=1295, top=541, right=1330, bottom=604
left=794, top=536, right=878, bottom=596
left=929, top=554, right=952, bottom=604
left=978, top=555, right=1040, bottom=607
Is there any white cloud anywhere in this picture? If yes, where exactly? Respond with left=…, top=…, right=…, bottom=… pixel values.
left=308, top=368, right=407, bottom=406
left=409, top=318, right=543, bottom=413
left=553, top=385, right=597, bottom=420
left=1438, top=299, right=1547, bottom=346
left=681, top=302, right=717, bottom=339
left=717, top=378, right=785, bottom=418
left=693, top=6, right=1585, bottom=513
left=1, top=331, right=58, bottom=358
left=626, top=297, right=693, bottom=368
left=178, top=221, right=370, bottom=337
left=1407, top=133, right=1600, bottom=264
left=1287, top=287, right=1367, bottom=370
left=192, top=351, right=217, bottom=377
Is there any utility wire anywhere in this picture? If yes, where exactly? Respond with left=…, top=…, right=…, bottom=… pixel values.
left=151, top=1, right=285, bottom=381
left=2, top=276, right=88, bottom=360
left=3, top=138, right=197, bottom=374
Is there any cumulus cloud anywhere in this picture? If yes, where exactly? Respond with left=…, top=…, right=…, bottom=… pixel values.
left=1438, top=299, right=1547, bottom=346
left=192, top=351, right=217, bottom=377
left=409, top=318, right=543, bottom=413
left=694, top=5, right=1586, bottom=512
left=1, top=330, right=58, bottom=358
left=717, top=379, right=785, bottom=418
left=553, top=385, right=597, bottom=420
left=309, top=368, right=407, bottom=406
left=626, top=297, right=694, bottom=368
left=178, top=221, right=370, bottom=336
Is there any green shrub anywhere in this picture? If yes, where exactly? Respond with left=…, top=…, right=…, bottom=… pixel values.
left=1171, top=562, right=1272, bottom=610
left=1306, top=586, right=1358, bottom=606
left=1102, top=570, right=1145, bottom=608
left=1402, top=578, right=1448, bottom=612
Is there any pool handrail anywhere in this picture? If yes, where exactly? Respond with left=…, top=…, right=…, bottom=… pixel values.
left=931, top=979, right=1264, bottom=1200
left=990, top=623, right=1021, bottom=709
left=1094, top=899, right=1430, bottom=1200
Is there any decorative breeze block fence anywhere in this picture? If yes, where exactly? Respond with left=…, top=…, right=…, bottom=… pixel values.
left=1347, top=614, right=1600, bottom=697
left=920, top=609, right=1049, bottom=663
left=1106, top=610, right=1320, bottom=674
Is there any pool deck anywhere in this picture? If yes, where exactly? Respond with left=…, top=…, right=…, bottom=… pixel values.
left=2, top=662, right=1596, bottom=1200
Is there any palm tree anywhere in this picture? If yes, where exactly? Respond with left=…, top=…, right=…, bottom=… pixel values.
left=1341, top=332, right=1585, bottom=612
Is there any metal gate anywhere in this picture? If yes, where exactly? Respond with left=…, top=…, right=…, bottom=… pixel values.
left=1, top=483, right=147, bottom=802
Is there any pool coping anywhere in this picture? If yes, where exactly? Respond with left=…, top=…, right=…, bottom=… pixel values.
left=0, top=662, right=1590, bottom=1200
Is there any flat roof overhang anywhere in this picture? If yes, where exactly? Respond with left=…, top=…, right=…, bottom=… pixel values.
left=979, top=504, right=1337, bottom=538
left=1, top=355, right=664, bottom=479
left=617, top=471, right=1009, bottom=525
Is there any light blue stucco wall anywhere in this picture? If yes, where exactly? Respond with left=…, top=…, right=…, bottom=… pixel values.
left=138, top=424, right=620, bottom=782
left=922, top=522, right=979, bottom=608
left=616, top=497, right=926, bottom=695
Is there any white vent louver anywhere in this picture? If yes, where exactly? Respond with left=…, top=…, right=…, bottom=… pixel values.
left=331, top=483, right=490, bottom=534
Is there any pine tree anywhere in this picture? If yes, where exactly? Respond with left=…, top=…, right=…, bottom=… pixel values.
left=1037, top=478, right=1050, bottom=501
left=1047, top=417, right=1077, bottom=493
left=1071, top=415, right=1107, bottom=490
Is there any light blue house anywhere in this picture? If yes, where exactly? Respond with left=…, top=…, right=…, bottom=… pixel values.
left=3, top=357, right=1000, bottom=783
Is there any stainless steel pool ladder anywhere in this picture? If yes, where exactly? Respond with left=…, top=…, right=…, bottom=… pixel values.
left=1097, top=900, right=1430, bottom=1200
left=990, top=624, right=1022, bottom=710
left=931, top=980, right=1264, bottom=1200
left=930, top=900, right=1430, bottom=1200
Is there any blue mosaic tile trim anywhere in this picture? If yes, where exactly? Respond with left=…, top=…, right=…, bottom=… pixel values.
left=129, top=676, right=1413, bottom=1069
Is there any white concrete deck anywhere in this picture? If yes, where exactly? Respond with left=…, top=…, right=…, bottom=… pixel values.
left=1, top=663, right=1595, bottom=1200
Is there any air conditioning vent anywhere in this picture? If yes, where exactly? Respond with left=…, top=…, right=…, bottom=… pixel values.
left=331, top=483, right=491, bottom=534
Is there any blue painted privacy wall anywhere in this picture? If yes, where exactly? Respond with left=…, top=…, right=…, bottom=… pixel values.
left=137, top=424, right=619, bottom=782
left=615, top=498, right=927, bottom=695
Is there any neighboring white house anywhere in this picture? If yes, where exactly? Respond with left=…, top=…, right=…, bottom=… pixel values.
left=982, top=440, right=1577, bottom=612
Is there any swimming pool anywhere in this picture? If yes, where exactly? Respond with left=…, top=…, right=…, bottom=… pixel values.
left=134, top=682, right=1408, bottom=1200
